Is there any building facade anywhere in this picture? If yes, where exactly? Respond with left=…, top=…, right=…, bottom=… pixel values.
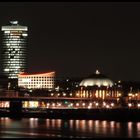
left=74, top=70, right=123, bottom=108
left=18, top=72, right=55, bottom=89
left=1, top=21, right=28, bottom=79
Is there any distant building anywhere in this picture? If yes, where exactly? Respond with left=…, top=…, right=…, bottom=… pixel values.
left=75, top=70, right=122, bottom=102
left=1, top=21, right=28, bottom=79
left=55, top=77, right=82, bottom=92
left=18, top=72, right=55, bottom=89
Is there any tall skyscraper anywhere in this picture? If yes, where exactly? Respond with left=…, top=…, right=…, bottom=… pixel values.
left=1, top=21, right=28, bottom=79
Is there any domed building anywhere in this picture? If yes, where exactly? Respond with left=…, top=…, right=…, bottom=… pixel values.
left=75, top=70, right=122, bottom=101
left=80, top=70, right=113, bottom=87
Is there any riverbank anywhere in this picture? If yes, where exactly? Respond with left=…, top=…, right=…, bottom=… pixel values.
left=0, top=108, right=140, bottom=121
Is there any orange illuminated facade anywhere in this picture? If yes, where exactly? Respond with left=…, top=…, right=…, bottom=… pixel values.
left=74, top=70, right=123, bottom=105
left=18, top=72, right=55, bottom=89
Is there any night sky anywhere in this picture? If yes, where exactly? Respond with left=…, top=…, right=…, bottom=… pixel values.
left=0, top=2, right=140, bottom=81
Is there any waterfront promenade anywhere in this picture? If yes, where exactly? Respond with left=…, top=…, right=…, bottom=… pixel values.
left=0, top=96, right=139, bottom=121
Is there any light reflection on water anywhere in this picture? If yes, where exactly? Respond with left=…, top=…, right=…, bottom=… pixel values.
left=0, top=118, right=140, bottom=138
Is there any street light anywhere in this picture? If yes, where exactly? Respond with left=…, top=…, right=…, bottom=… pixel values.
left=128, top=103, right=132, bottom=108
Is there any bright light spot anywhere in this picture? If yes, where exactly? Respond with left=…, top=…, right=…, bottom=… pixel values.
left=89, top=103, right=92, bottom=106
left=58, top=103, right=61, bottom=106
left=4, top=31, right=10, bottom=33
left=103, top=82, right=108, bottom=86
left=0, top=101, right=10, bottom=108
left=29, top=89, right=32, bottom=92
left=30, top=118, right=35, bottom=121
left=4, top=69, right=9, bottom=72
left=55, top=86, right=60, bottom=91
left=95, top=103, right=99, bottom=106
left=51, top=93, right=54, bottom=96
left=29, top=101, right=38, bottom=108
left=88, top=106, right=91, bottom=109
left=82, top=103, right=85, bottom=106
left=118, top=93, right=121, bottom=97
left=132, top=94, right=135, bottom=97
left=76, top=93, right=79, bottom=96
left=106, top=105, right=110, bottom=108
left=111, top=103, right=114, bottom=107
left=63, top=93, right=66, bottom=96
left=95, top=70, right=100, bottom=74
left=103, top=102, right=106, bottom=106
left=76, top=103, right=79, bottom=106
left=97, top=84, right=101, bottom=87
left=128, top=103, right=132, bottom=107
left=22, top=33, right=28, bottom=36
left=70, top=103, right=73, bottom=106
left=138, top=104, right=140, bottom=107
left=10, top=21, right=18, bottom=24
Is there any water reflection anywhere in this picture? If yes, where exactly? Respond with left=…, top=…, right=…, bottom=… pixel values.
left=0, top=118, right=139, bottom=138
left=29, top=118, right=38, bottom=128
left=128, top=122, right=132, bottom=137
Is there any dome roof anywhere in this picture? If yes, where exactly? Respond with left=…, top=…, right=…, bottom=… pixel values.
left=79, top=70, right=114, bottom=87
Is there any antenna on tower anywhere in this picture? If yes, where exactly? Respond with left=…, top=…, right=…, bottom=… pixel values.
left=10, top=21, right=18, bottom=25
left=95, top=69, right=100, bottom=74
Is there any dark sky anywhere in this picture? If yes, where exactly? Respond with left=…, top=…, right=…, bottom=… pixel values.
left=0, top=2, right=140, bottom=81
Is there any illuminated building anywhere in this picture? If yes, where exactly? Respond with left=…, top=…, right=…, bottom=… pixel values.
left=75, top=70, right=122, bottom=101
left=18, top=70, right=123, bottom=109
left=80, top=70, right=113, bottom=87
left=18, top=72, right=55, bottom=89
left=20, top=70, right=123, bottom=109
left=1, top=21, right=28, bottom=79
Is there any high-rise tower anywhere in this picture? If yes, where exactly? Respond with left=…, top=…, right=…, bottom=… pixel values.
left=1, top=21, right=28, bottom=79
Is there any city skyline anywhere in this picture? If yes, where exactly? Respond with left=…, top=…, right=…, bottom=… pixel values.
left=0, top=2, right=140, bottom=81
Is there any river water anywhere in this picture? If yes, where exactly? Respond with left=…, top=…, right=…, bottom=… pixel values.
left=0, top=117, right=140, bottom=138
